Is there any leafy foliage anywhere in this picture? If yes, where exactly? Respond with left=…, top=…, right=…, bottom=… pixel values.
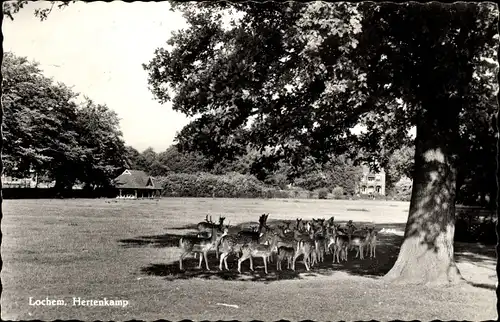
left=332, top=186, right=344, bottom=200
left=2, top=52, right=127, bottom=190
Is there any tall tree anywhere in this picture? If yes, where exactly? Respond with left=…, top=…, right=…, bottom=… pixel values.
left=75, top=98, right=128, bottom=189
left=144, top=2, right=498, bottom=284
left=2, top=52, right=129, bottom=191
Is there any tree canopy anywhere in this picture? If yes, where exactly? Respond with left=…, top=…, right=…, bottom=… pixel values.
left=2, top=52, right=128, bottom=190
left=144, top=2, right=498, bottom=284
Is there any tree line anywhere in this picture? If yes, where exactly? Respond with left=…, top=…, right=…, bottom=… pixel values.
left=2, top=52, right=128, bottom=192
left=4, top=48, right=494, bottom=204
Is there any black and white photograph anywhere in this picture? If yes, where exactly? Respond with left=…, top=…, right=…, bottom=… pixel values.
left=1, top=1, right=498, bottom=320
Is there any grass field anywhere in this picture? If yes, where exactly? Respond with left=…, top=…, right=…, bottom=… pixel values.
left=1, top=198, right=497, bottom=321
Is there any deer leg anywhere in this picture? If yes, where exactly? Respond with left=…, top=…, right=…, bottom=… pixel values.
left=238, top=253, right=250, bottom=274
left=179, top=252, right=188, bottom=270
left=304, top=252, right=311, bottom=271
left=249, top=256, right=254, bottom=271
left=263, top=256, right=268, bottom=274
left=219, top=252, right=227, bottom=271
left=204, top=251, right=210, bottom=271
left=198, top=252, right=203, bottom=269
left=292, top=251, right=301, bottom=271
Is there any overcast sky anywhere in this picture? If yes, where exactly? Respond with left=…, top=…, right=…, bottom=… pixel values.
left=3, top=1, right=190, bottom=153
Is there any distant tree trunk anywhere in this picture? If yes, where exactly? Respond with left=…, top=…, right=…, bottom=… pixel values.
left=383, top=99, right=464, bottom=285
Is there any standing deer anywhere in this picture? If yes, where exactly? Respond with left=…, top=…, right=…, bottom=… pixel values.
left=238, top=230, right=279, bottom=274
left=195, top=215, right=226, bottom=259
left=276, top=246, right=295, bottom=271
left=178, top=224, right=227, bottom=271
left=327, top=224, right=349, bottom=264
left=217, top=213, right=270, bottom=271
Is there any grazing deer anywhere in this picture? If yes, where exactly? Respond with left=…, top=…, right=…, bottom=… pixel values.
left=217, top=213, right=269, bottom=271
left=178, top=225, right=227, bottom=271
left=276, top=246, right=295, bottom=271
left=238, top=231, right=279, bottom=274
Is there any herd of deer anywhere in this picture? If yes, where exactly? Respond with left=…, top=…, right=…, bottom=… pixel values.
left=178, top=214, right=378, bottom=274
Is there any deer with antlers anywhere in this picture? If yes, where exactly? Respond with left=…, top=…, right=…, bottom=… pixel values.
left=178, top=224, right=228, bottom=271
left=197, top=215, right=226, bottom=234
left=217, top=213, right=270, bottom=271
left=238, top=229, right=279, bottom=274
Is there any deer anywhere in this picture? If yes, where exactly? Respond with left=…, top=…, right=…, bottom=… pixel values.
left=351, top=228, right=371, bottom=260
left=197, top=215, right=225, bottom=234
left=363, top=227, right=378, bottom=259
left=291, top=235, right=315, bottom=271
left=311, top=224, right=327, bottom=264
left=178, top=224, right=227, bottom=271
left=290, top=222, right=317, bottom=271
left=195, top=215, right=226, bottom=259
left=327, top=224, right=349, bottom=264
left=217, top=213, right=270, bottom=271
left=238, top=230, right=279, bottom=274
left=276, top=246, right=295, bottom=271
left=296, top=218, right=306, bottom=231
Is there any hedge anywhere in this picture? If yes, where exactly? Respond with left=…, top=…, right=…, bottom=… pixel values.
left=156, top=172, right=318, bottom=199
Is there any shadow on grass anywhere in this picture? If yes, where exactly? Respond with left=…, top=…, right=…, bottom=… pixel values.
left=119, top=220, right=496, bottom=286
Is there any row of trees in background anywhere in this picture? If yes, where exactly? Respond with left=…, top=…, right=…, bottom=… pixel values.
left=3, top=49, right=410, bottom=199
left=2, top=52, right=128, bottom=192
left=3, top=48, right=494, bottom=205
left=124, top=144, right=372, bottom=198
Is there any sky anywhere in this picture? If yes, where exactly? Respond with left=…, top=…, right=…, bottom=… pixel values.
left=3, top=1, right=190, bottom=152
left=3, top=2, right=416, bottom=153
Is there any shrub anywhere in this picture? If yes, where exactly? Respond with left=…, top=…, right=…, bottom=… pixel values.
left=393, top=176, right=412, bottom=201
left=318, top=188, right=329, bottom=199
left=332, top=186, right=344, bottom=199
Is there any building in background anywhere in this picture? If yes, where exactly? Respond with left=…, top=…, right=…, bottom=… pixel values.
left=356, top=165, right=386, bottom=196
left=113, top=169, right=162, bottom=199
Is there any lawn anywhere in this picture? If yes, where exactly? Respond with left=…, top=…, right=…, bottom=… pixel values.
left=1, top=198, right=497, bottom=321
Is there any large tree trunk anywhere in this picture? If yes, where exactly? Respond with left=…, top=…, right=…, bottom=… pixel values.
left=383, top=101, right=464, bottom=285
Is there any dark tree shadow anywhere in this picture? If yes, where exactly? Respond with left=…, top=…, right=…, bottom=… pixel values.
left=118, top=220, right=496, bottom=286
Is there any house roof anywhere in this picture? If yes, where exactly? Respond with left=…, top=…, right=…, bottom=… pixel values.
left=113, top=169, right=160, bottom=190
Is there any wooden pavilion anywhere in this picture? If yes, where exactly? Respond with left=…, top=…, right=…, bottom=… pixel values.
left=113, top=169, right=162, bottom=199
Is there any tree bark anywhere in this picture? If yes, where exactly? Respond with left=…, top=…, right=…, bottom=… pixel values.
left=383, top=101, right=464, bottom=286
